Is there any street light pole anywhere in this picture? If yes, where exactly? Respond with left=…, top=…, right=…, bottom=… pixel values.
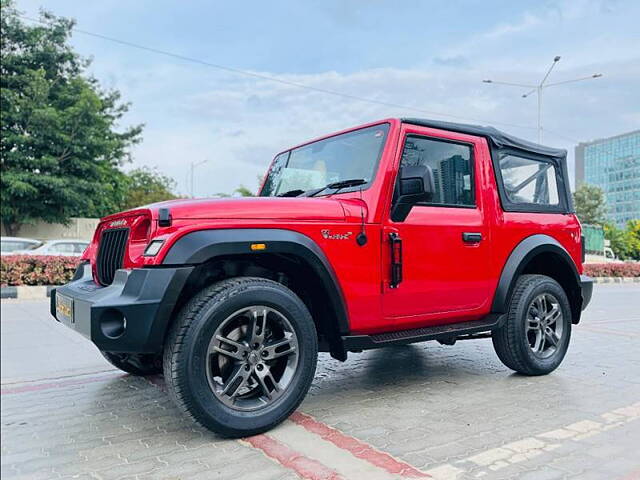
left=537, top=86, right=542, bottom=143
left=482, top=56, right=602, bottom=143
left=190, top=159, right=208, bottom=198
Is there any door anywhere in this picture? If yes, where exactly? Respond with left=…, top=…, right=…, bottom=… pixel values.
left=383, top=128, right=492, bottom=326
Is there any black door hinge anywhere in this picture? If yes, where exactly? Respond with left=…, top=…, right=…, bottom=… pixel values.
left=389, top=232, right=403, bottom=288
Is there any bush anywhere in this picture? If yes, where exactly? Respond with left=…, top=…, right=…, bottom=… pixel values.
left=584, top=263, right=640, bottom=278
left=0, top=255, right=81, bottom=286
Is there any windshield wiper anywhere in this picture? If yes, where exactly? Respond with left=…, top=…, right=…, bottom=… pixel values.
left=277, top=189, right=305, bottom=197
left=306, top=178, right=367, bottom=197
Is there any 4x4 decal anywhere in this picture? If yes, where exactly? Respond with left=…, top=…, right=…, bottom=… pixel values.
left=321, top=229, right=352, bottom=240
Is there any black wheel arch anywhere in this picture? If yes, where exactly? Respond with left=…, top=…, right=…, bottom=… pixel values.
left=492, top=234, right=584, bottom=324
left=162, top=228, right=350, bottom=355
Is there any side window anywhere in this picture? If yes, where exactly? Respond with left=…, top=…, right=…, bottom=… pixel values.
left=400, top=136, right=474, bottom=207
left=499, top=154, right=559, bottom=206
left=74, top=243, right=88, bottom=254
left=51, top=243, right=75, bottom=253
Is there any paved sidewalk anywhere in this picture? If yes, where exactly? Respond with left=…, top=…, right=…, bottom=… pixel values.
left=1, top=284, right=639, bottom=479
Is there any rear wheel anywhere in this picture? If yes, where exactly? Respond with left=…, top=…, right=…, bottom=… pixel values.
left=100, top=351, right=162, bottom=376
left=492, top=274, right=571, bottom=376
left=164, top=277, right=318, bottom=437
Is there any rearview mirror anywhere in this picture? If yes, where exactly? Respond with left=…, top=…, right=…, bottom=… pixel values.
left=391, top=165, right=435, bottom=222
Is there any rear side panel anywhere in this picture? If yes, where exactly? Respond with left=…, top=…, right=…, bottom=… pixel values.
left=483, top=142, right=582, bottom=277
left=497, top=212, right=582, bottom=273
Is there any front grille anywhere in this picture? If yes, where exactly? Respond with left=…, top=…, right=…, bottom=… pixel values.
left=96, top=228, right=129, bottom=285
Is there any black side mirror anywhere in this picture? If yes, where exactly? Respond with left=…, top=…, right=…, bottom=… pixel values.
left=391, top=165, right=435, bottom=222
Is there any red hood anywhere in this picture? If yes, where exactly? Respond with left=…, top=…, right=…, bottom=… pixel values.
left=108, top=197, right=350, bottom=222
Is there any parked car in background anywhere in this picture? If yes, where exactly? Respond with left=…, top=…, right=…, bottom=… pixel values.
left=585, top=246, right=624, bottom=264
left=16, top=239, right=89, bottom=256
left=0, top=237, right=42, bottom=255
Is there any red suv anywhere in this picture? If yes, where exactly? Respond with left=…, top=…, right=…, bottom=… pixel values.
left=52, top=118, right=593, bottom=437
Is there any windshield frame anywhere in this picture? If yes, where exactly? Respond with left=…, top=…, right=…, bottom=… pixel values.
left=259, top=122, right=391, bottom=197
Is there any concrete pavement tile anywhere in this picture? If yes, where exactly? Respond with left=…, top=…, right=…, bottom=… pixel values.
left=94, top=458, right=165, bottom=479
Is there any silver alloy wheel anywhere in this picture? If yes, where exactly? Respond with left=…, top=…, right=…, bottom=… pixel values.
left=526, top=293, right=564, bottom=359
left=206, top=306, right=299, bottom=411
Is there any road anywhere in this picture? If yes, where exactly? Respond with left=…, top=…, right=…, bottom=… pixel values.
left=1, top=284, right=639, bottom=480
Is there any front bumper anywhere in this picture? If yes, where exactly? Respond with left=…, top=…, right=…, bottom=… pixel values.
left=580, top=274, right=594, bottom=311
left=51, top=263, right=193, bottom=353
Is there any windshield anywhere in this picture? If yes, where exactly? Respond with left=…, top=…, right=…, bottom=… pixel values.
left=260, top=123, right=389, bottom=197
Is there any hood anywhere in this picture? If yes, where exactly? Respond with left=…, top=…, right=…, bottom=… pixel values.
left=125, top=197, right=349, bottom=222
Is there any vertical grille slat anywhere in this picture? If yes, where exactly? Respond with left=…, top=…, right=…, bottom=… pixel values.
left=114, top=231, right=127, bottom=278
left=96, top=228, right=129, bottom=286
left=103, top=231, right=114, bottom=282
left=106, top=231, right=116, bottom=282
left=108, top=232, right=117, bottom=280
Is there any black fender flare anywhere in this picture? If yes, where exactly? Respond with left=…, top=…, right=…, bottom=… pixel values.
left=162, top=228, right=350, bottom=335
left=491, top=234, right=580, bottom=313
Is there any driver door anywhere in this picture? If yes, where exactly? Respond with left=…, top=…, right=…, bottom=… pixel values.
left=382, top=127, right=492, bottom=327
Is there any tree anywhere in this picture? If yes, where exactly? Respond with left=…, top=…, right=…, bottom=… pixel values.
left=215, top=185, right=255, bottom=197
left=0, top=1, right=143, bottom=235
left=234, top=185, right=255, bottom=197
left=573, top=184, right=607, bottom=226
left=122, top=167, right=178, bottom=210
left=626, top=219, right=640, bottom=261
left=603, top=223, right=630, bottom=260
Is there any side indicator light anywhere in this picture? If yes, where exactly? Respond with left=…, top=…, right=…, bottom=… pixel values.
left=143, top=240, right=164, bottom=256
left=250, top=243, right=266, bottom=251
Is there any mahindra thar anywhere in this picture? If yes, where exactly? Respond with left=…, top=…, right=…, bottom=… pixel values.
left=52, top=118, right=593, bottom=437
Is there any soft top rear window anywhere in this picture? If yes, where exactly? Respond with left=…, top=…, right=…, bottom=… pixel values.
left=499, top=154, right=560, bottom=206
left=495, top=151, right=567, bottom=213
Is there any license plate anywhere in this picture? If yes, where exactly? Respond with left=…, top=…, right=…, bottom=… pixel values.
left=56, top=292, right=74, bottom=324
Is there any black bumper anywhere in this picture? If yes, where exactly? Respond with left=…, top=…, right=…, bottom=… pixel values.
left=580, top=274, right=594, bottom=311
left=51, top=263, right=193, bottom=353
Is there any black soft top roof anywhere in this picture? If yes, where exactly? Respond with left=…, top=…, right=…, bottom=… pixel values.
left=402, top=118, right=567, bottom=161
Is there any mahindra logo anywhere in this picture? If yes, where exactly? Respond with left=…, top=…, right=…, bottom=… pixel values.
left=109, top=219, right=127, bottom=228
left=321, top=229, right=352, bottom=240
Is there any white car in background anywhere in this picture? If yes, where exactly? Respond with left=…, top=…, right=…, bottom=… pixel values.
left=13, top=239, right=89, bottom=256
left=0, top=237, right=42, bottom=255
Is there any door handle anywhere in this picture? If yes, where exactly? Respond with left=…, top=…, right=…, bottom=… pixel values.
left=462, top=232, right=482, bottom=243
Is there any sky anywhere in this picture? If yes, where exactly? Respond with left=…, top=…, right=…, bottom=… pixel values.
left=16, top=0, right=640, bottom=196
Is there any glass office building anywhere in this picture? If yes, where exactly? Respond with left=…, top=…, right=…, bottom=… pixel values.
left=575, top=129, right=640, bottom=227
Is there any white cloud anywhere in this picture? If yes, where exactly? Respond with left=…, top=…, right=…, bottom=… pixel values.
left=483, top=13, right=543, bottom=39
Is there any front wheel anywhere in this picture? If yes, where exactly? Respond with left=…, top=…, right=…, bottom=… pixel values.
left=492, top=274, right=572, bottom=376
left=163, top=277, right=318, bottom=437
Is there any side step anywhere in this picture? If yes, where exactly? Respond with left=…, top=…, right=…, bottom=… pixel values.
left=341, top=314, right=505, bottom=351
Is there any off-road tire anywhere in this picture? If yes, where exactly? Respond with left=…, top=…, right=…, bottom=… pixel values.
left=163, top=277, right=318, bottom=438
left=100, top=351, right=163, bottom=376
left=492, top=274, right=571, bottom=376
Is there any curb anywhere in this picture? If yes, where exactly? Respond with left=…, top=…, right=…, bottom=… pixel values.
left=593, top=277, right=640, bottom=284
left=0, top=286, right=56, bottom=300
left=2, top=278, right=639, bottom=300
